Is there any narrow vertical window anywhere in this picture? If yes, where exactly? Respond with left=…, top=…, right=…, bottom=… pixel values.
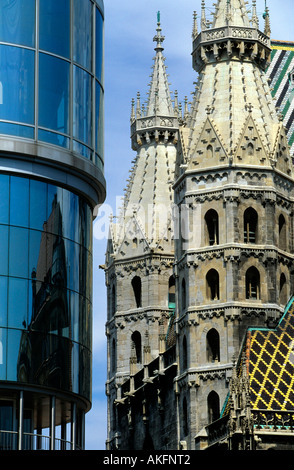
left=205, top=209, right=219, bottom=246
left=132, top=276, right=142, bottom=308
left=206, top=269, right=219, bottom=300
left=208, top=391, right=220, bottom=424
left=131, top=331, right=142, bottom=364
left=206, top=329, right=220, bottom=362
left=244, top=208, right=258, bottom=243
left=279, top=214, right=287, bottom=251
left=181, top=278, right=186, bottom=310
left=246, top=267, right=260, bottom=299
left=111, top=285, right=116, bottom=315
left=183, top=335, right=187, bottom=370
left=280, top=273, right=287, bottom=305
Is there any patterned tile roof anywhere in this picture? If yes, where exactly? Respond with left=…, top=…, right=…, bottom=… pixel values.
left=267, top=41, right=294, bottom=156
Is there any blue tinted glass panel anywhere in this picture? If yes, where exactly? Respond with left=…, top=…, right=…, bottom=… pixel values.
left=39, top=53, right=70, bottom=134
left=0, top=225, right=8, bottom=276
left=73, top=140, right=92, bottom=160
left=73, top=0, right=92, bottom=70
left=0, top=277, right=7, bottom=327
left=10, top=177, right=29, bottom=227
left=61, top=190, right=78, bottom=241
left=29, top=230, right=42, bottom=282
left=9, top=227, right=29, bottom=278
left=0, top=122, right=34, bottom=139
left=39, top=0, right=70, bottom=58
left=8, top=278, right=28, bottom=329
left=7, top=329, right=23, bottom=381
left=0, top=328, right=7, bottom=380
left=96, top=7, right=104, bottom=82
left=38, top=129, right=69, bottom=149
left=0, top=46, right=35, bottom=124
left=73, top=66, right=92, bottom=147
left=0, top=0, right=35, bottom=47
left=96, top=81, right=104, bottom=158
left=0, top=175, right=9, bottom=224
left=29, top=180, right=47, bottom=231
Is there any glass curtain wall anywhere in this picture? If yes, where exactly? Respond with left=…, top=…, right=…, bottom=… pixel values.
left=0, top=0, right=104, bottom=170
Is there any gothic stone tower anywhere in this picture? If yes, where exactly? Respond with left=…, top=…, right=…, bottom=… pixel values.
left=105, top=18, right=180, bottom=449
left=173, top=0, right=294, bottom=448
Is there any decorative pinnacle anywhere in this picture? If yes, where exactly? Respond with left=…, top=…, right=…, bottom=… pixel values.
left=192, top=11, right=198, bottom=39
left=153, top=11, right=165, bottom=51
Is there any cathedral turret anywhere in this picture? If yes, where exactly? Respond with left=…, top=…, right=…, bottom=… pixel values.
left=173, top=0, right=294, bottom=448
left=105, top=14, right=179, bottom=449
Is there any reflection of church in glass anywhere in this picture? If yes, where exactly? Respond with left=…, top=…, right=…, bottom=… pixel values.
left=18, top=194, right=71, bottom=391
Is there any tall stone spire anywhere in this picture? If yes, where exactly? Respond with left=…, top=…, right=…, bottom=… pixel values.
left=145, top=12, right=174, bottom=117
left=185, top=0, right=292, bottom=176
left=110, top=13, right=179, bottom=254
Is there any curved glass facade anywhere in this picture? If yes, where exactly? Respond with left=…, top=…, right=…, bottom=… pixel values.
left=0, top=174, right=92, bottom=400
left=0, top=0, right=104, bottom=171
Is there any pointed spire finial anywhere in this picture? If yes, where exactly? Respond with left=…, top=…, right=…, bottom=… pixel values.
left=201, top=0, right=207, bottom=30
left=251, top=0, right=259, bottom=28
left=263, top=1, right=271, bottom=37
left=192, top=11, right=199, bottom=39
left=154, top=11, right=165, bottom=51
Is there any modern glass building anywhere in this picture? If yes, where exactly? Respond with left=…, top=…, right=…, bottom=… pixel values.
left=0, top=0, right=105, bottom=450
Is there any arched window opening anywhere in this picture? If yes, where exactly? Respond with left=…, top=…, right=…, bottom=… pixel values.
left=207, top=145, right=213, bottom=158
left=111, top=338, right=116, bottom=373
left=132, top=276, right=142, bottom=308
left=206, top=269, right=219, bottom=300
left=111, top=285, right=116, bottom=315
left=206, top=329, right=220, bottom=363
left=280, top=273, right=287, bottom=305
left=131, top=331, right=142, bottom=364
left=244, top=208, right=258, bottom=244
left=183, top=335, right=188, bottom=371
left=181, top=278, right=186, bottom=310
left=182, top=397, right=188, bottom=437
left=247, top=142, right=254, bottom=156
left=208, top=391, right=220, bottom=424
left=279, top=214, right=287, bottom=251
left=168, top=276, right=176, bottom=309
left=205, top=209, right=219, bottom=246
left=246, top=267, right=260, bottom=300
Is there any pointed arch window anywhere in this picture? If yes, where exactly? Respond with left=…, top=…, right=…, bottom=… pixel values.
left=111, top=285, right=116, bottom=315
left=182, top=397, right=188, bottom=437
left=182, top=335, right=188, bottom=371
left=205, top=209, right=219, bottom=246
left=132, top=276, right=142, bottom=308
left=207, top=145, right=213, bottom=158
left=206, top=269, right=219, bottom=301
left=244, top=208, right=258, bottom=244
left=207, top=391, right=220, bottom=424
left=131, top=331, right=142, bottom=364
left=181, top=278, right=186, bottom=310
left=206, top=329, right=220, bottom=363
left=280, top=273, right=287, bottom=305
left=279, top=214, right=287, bottom=251
left=168, top=275, right=176, bottom=309
left=246, top=266, right=260, bottom=299
left=111, top=338, right=116, bottom=373
left=247, top=142, right=254, bottom=156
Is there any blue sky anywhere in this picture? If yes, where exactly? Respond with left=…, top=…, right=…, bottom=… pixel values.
left=85, top=0, right=294, bottom=450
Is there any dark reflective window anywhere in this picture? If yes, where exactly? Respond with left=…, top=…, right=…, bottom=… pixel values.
left=0, top=225, right=8, bottom=276
left=0, top=277, right=8, bottom=327
left=0, top=45, right=35, bottom=124
left=39, top=0, right=70, bottom=58
left=0, top=175, right=9, bottom=224
left=0, top=329, right=7, bottom=379
left=7, top=329, right=23, bottom=381
left=0, top=0, right=35, bottom=47
left=96, top=82, right=104, bottom=158
left=0, top=122, right=34, bottom=139
left=39, top=53, right=70, bottom=135
left=9, top=227, right=29, bottom=278
left=8, top=278, right=28, bottom=329
left=29, top=180, right=47, bottom=231
left=10, top=177, right=29, bottom=227
left=96, top=7, right=104, bottom=82
left=73, top=66, right=92, bottom=147
left=73, top=0, right=92, bottom=71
